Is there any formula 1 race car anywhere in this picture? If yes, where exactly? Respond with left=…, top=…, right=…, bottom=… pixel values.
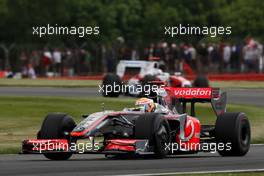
left=21, top=87, right=250, bottom=160
left=101, top=60, right=209, bottom=97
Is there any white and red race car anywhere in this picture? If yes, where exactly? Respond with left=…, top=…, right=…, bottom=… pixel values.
left=101, top=60, right=209, bottom=97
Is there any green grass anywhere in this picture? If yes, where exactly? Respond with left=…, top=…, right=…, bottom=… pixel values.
left=211, top=81, right=264, bottom=89
left=1, top=78, right=264, bottom=89
left=0, top=96, right=263, bottom=154
left=0, top=78, right=100, bottom=87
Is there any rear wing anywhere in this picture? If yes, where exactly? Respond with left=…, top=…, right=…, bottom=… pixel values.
left=164, top=87, right=226, bottom=117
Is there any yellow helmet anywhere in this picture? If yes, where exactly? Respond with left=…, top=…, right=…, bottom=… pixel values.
left=135, top=98, right=155, bottom=112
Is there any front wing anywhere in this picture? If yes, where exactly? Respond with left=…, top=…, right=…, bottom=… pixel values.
left=21, top=139, right=150, bottom=155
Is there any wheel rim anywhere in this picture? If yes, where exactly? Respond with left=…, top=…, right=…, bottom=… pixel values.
left=157, top=125, right=169, bottom=145
left=240, top=122, right=250, bottom=146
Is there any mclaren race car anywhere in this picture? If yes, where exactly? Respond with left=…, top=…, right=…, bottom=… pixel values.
left=21, top=87, right=250, bottom=160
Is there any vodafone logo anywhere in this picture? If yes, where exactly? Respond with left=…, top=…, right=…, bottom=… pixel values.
left=167, top=88, right=212, bottom=99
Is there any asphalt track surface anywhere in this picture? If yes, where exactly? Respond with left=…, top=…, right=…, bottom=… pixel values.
left=0, top=87, right=263, bottom=106
left=0, top=145, right=263, bottom=176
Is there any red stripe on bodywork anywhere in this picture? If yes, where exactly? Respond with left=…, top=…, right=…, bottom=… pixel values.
left=104, top=139, right=138, bottom=152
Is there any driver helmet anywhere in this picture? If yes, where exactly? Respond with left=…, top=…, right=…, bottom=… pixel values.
left=135, top=98, right=155, bottom=112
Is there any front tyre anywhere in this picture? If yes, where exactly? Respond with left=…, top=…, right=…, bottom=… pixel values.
left=134, top=113, right=171, bottom=158
left=140, top=75, right=158, bottom=98
left=39, top=113, right=76, bottom=160
left=215, top=112, right=251, bottom=156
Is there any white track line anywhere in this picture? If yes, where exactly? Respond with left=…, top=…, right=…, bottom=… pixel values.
left=117, top=168, right=264, bottom=176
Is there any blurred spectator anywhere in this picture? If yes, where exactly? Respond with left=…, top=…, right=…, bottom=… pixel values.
left=162, top=42, right=170, bottom=71
left=64, top=49, right=75, bottom=76
left=53, top=48, right=62, bottom=76
left=30, top=50, right=41, bottom=76
left=259, top=43, right=263, bottom=72
left=19, top=51, right=28, bottom=77
left=153, top=42, right=164, bottom=60
left=106, top=45, right=116, bottom=73
left=208, top=43, right=220, bottom=73
left=27, top=64, right=36, bottom=79
left=188, top=44, right=197, bottom=70
left=243, top=38, right=262, bottom=72
left=147, top=43, right=155, bottom=59
left=230, top=43, right=241, bottom=72
left=42, top=48, right=52, bottom=76
left=169, top=43, right=179, bottom=73
left=223, top=43, right=231, bottom=72
left=182, top=44, right=192, bottom=69
left=196, top=43, right=208, bottom=73
left=83, top=49, right=93, bottom=74
left=131, top=46, right=139, bottom=60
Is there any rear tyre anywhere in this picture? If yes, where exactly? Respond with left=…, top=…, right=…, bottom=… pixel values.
left=134, top=113, right=171, bottom=158
left=215, top=112, right=251, bottom=156
left=39, top=113, right=76, bottom=160
left=141, top=75, right=157, bottom=98
left=101, top=73, right=122, bottom=97
left=192, top=75, right=209, bottom=87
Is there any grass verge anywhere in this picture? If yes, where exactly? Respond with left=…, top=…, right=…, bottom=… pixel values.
left=0, top=96, right=263, bottom=154
left=210, top=81, right=264, bottom=89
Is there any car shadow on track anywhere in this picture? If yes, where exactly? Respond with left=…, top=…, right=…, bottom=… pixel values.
left=25, top=154, right=220, bottom=162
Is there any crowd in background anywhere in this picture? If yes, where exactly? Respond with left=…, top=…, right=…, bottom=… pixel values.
left=105, top=37, right=263, bottom=76
left=8, top=47, right=95, bottom=79
left=139, top=38, right=263, bottom=74
left=2, top=37, right=263, bottom=78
